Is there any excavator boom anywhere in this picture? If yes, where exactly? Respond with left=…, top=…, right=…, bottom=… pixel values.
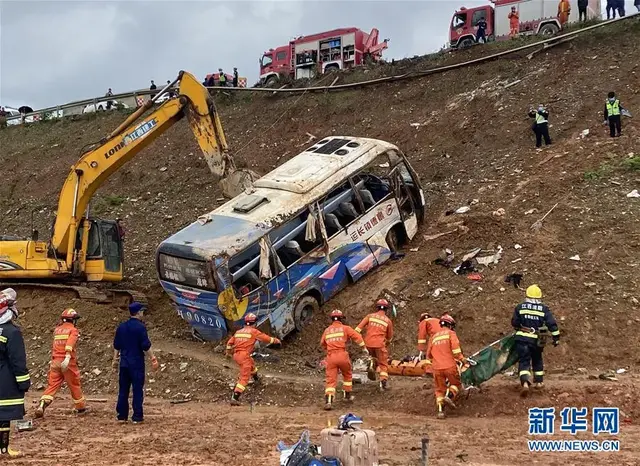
left=0, top=70, right=255, bottom=287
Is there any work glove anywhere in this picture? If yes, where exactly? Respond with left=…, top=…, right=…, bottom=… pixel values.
left=413, top=351, right=424, bottom=364
left=151, top=356, right=159, bottom=371
left=553, top=339, right=560, bottom=347
left=603, top=120, right=608, bottom=125
left=272, top=338, right=282, bottom=347
left=60, top=354, right=71, bottom=372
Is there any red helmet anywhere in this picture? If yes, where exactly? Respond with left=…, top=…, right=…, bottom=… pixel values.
left=61, top=308, right=80, bottom=320
left=244, top=313, right=257, bottom=324
left=375, top=298, right=390, bottom=311
left=439, top=314, right=456, bottom=327
left=420, top=312, right=431, bottom=321
left=330, top=309, right=344, bottom=320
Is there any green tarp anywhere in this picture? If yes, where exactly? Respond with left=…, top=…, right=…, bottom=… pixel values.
left=461, top=333, right=519, bottom=387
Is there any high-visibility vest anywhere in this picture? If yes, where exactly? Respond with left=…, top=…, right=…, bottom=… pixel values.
left=535, top=112, right=548, bottom=124
left=219, top=74, right=226, bottom=82
left=606, top=100, right=620, bottom=117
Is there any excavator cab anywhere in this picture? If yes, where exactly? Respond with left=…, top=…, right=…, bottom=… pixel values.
left=75, top=219, right=123, bottom=281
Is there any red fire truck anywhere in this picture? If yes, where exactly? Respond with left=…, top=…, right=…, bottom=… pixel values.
left=449, top=0, right=602, bottom=49
left=259, top=27, right=389, bottom=86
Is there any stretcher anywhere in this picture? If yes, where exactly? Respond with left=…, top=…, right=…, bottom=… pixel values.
left=385, top=333, right=518, bottom=387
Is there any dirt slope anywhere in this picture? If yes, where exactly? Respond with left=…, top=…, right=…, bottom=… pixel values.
left=1, top=18, right=639, bottom=379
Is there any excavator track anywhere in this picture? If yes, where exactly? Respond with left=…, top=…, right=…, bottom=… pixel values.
left=0, top=282, right=147, bottom=305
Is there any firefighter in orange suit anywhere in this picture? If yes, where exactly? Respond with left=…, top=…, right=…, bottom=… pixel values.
left=426, top=315, right=468, bottom=419
left=356, top=298, right=393, bottom=390
left=321, top=310, right=368, bottom=411
left=226, top=313, right=281, bottom=406
left=35, top=309, right=86, bottom=418
left=558, top=0, right=571, bottom=28
left=416, top=312, right=443, bottom=374
left=508, top=6, right=520, bottom=38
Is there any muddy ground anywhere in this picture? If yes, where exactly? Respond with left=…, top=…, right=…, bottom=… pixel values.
left=1, top=18, right=640, bottom=465
left=9, top=376, right=640, bottom=466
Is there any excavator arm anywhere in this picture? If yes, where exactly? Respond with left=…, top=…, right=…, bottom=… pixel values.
left=0, top=70, right=255, bottom=282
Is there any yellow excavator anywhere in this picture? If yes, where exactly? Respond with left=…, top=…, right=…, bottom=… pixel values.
left=0, top=70, right=255, bottom=301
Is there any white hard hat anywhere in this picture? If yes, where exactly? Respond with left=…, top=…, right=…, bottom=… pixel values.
left=1, top=288, right=16, bottom=301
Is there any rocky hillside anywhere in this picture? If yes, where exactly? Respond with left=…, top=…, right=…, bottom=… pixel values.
left=1, top=19, right=639, bottom=382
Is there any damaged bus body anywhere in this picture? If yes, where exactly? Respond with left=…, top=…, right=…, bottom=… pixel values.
left=156, top=137, right=425, bottom=341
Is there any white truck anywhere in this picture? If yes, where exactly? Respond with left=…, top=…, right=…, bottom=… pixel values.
left=449, top=0, right=602, bottom=49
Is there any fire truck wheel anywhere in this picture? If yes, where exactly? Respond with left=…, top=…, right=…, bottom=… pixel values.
left=459, top=37, right=474, bottom=49
left=539, top=23, right=559, bottom=36
left=265, top=76, right=278, bottom=87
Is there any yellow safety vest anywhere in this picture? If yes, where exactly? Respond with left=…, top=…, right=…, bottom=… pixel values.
left=219, top=74, right=226, bottom=82
left=535, top=112, right=548, bottom=125
left=606, top=100, right=620, bottom=117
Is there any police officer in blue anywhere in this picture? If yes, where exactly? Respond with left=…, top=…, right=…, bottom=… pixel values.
left=511, top=285, right=559, bottom=397
left=112, top=302, right=158, bottom=424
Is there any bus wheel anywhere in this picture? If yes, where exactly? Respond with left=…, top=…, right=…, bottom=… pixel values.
left=294, top=295, right=318, bottom=331
left=385, top=227, right=400, bottom=252
left=539, top=23, right=559, bottom=36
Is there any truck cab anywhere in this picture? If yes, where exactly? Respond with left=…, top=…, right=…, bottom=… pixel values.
left=260, top=46, right=290, bottom=86
left=450, top=6, right=495, bottom=48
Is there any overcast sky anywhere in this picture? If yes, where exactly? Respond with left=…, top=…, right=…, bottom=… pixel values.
left=0, top=0, right=620, bottom=110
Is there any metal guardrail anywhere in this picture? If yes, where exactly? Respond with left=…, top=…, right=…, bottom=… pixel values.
left=3, top=14, right=637, bottom=125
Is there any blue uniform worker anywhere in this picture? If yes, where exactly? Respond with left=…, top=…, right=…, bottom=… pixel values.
left=511, top=284, right=559, bottom=397
left=113, top=302, right=158, bottom=423
left=0, top=288, right=30, bottom=458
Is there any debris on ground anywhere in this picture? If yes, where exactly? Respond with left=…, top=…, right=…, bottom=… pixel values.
left=569, top=255, right=581, bottom=261
left=627, top=189, right=640, bottom=198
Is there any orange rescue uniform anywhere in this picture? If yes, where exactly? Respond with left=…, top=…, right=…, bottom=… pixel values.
left=418, top=317, right=442, bottom=375
left=226, top=326, right=278, bottom=394
left=41, top=322, right=86, bottom=410
left=356, top=311, right=393, bottom=381
left=321, top=321, right=365, bottom=397
left=558, top=0, right=571, bottom=26
left=508, top=11, right=520, bottom=37
left=427, top=328, right=465, bottom=408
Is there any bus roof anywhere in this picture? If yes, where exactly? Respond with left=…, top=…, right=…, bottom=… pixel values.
left=158, top=136, right=399, bottom=260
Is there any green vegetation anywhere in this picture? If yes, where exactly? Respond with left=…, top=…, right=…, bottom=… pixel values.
left=622, top=156, right=640, bottom=171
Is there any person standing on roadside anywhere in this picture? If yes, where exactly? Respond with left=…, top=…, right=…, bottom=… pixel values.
left=113, top=302, right=158, bottom=424
left=606, top=0, right=617, bottom=18
left=577, top=0, right=588, bottom=21
left=557, top=0, right=571, bottom=29
left=233, top=67, right=239, bottom=87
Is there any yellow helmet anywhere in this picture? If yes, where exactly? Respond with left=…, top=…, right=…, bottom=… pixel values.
left=526, top=285, right=543, bottom=299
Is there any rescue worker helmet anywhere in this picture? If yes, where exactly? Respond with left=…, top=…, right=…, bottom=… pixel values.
left=439, top=314, right=456, bottom=329
left=420, top=312, right=431, bottom=321
left=375, top=298, right=390, bottom=311
left=330, top=309, right=345, bottom=321
left=526, top=284, right=543, bottom=299
left=244, top=313, right=257, bottom=324
left=61, top=308, right=80, bottom=321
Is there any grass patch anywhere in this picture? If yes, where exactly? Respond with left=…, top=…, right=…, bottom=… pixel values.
left=583, top=163, right=611, bottom=180
left=103, top=195, right=126, bottom=206
left=622, top=156, right=640, bottom=171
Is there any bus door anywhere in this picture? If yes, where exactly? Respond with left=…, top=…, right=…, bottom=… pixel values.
left=389, top=162, right=419, bottom=240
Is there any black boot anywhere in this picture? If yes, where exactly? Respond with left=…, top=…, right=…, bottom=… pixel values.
left=0, top=423, right=21, bottom=458
left=230, top=391, right=242, bottom=406
left=252, top=372, right=261, bottom=384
